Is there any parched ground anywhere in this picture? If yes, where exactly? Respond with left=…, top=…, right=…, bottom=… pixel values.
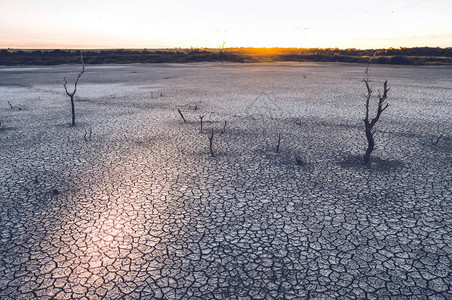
left=0, top=62, right=451, bottom=299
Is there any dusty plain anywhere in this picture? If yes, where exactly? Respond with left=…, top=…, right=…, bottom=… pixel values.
left=0, top=62, right=451, bottom=298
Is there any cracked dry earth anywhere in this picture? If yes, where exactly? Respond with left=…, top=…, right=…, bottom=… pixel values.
left=0, top=62, right=451, bottom=299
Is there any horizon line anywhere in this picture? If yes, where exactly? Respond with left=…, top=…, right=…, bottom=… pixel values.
left=3, top=46, right=451, bottom=51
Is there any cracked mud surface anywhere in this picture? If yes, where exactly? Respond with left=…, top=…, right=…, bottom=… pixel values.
left=0, top=62, right=451, bottom=299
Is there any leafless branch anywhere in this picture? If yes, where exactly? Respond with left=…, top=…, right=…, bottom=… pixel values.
left=63, top=53, right=85, bottom=126
left=64, top=54, right=85, bottom=97
left=364, top=79, right=372, bottom=123
left=369, top=81, right=390, bottom=128
left=63, top=77, right=70, bottom=96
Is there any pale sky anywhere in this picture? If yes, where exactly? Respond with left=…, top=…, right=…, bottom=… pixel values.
left=1, top=0, right=451, bottom=49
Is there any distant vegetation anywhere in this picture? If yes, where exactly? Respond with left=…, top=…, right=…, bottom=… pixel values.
left=0, top=47, right=450, bottom=66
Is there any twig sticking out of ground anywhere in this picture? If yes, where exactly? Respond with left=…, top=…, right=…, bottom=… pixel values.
left=7, top=101, right=21, bottom=110
left=177, top=108, right=186, bottom=123
left=199, top=115, right=205, bottom=133
left=84, top=127, right=93, bottom=142
left=432, top=134, right=443, bottom=145
left=221, top=121, right=227, bottom=134
left=276, top=133, right=281, bottom=153
left=209, top=129, right=214, bottom=157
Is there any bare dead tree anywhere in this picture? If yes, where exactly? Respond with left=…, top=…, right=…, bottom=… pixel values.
left=363, top=57, right=390, bottom=165
left=177, top=108, right=187, bottom=123
left=276, top=133, right=281, bottom=153
left=208, top=129, right=214, bottom=157
left=221, top=120, right=227, bottom=134
left=199, top=115, right=205, bottom=133
left=63, top=54, right=85, bottom=126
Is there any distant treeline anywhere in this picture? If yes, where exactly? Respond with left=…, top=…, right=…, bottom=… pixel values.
left=0, top=47, right=451, bottom=66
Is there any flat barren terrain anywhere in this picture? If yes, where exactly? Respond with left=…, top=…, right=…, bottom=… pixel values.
left=0, top=62, right=451, bottom=298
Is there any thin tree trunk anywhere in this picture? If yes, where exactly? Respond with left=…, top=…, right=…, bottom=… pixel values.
left=71, top=96, right=75, bottom=126
left=363, top=124, right=374, bottom=165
